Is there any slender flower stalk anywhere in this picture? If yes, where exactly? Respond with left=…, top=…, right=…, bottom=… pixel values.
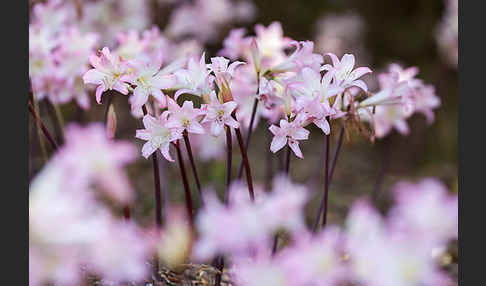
left=285, top=144, right=291, bottom=174
left=183, top=131, right=205, bottom=207
left=174, top=139, right=195, bottom=229
left=216, top=125, right=234, bottom=286
left=264, top=131, right=273, bottom=191
left=233, top=117, right=255, bottom=201
left=158, top=156, right=170, bottom=222
left=28, top=100, right=59, bottom=152
left=312, top=124, right=345, bottom=233
left=152, top=152, right=163, bottom=227
left=372, top=137, right=391, bottom=203
left=31, top=97, right=49, bottom=161
left=271, top=145, right=292, bottom=255
left=328, top=125, right=345, bottom=184
left=237, top=97, right=259, bottom=179
left=237, top=73, right=261, bottom=179
left=45, top=101, right=65, bottom=145
left=223, top=126, right=233, bottom=204
left=123, top=207, right=131, bottom=220
left=141, top=104, right=162, bottom=275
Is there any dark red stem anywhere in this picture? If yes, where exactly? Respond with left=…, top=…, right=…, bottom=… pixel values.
left=234, top=126, right=255, bottom=201
left=223, top=126, right=233, bottom=204
left=271, top=145, right=291, bottom=255
left=28, top=100, right=58, bottom=151
left=237, top=98, right=259, bottom=179
left=174, top=140, right=195, bottom=229
left=183, top=131, right=204, bottom=207
left=312, top=125, right=345, bottom=233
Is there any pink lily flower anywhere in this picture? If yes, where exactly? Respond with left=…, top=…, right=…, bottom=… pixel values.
left=207, top=56, right=245, bottom=89
left=201, top=92, right=240, bottom=136
left=135, top=113, right=183, bottom=161
left=290, top=68, right=343, bottom=134
left=219, top=28, right=250, bottom=60
left=126, top=54, right=175, bottom=111
left=272, top=41, right=323, bottom=73
left=82, top=47, right=131, bottom=104
left=165, top=97, right=206, bottom=134
left=321, top=53, right=372, bottom=91
left=268, top=115, right=310, bottom=158
left=174, top=53, right=214, bottom=100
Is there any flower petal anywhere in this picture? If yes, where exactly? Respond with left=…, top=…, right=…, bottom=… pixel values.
left=135, top=129, right=151, bottom=140
left=82, top=69, right=104, bottom=84
left=350, top=80, right=368, bottom=92
left=288, top=140, right=303, bottom=158
left=130, top=87, right=149, bottom=110
left=325, top=53, right=340, bottom=67
left=188, top=122, right=205, bottom=134
left=160, top=143, right=174, bottom=162
left=225, top=116, right=240, bottom=129
left=349, top=67, right=372, bottom=81
left=292, top=127, right=310, bottom=140
left=141, top=142, right=157, bottom=159
left=313, top=118, right=330, bottom=135
left=270, top=136, right=287, bottom=153
left=95, top=85, right=105, bottom=104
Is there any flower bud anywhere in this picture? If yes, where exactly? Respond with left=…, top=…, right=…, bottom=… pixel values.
left=106, top=104, right=117, bottom=139
left=221, top=78, right=234, bottom=103
left=250, top=39, right=261, bottom=75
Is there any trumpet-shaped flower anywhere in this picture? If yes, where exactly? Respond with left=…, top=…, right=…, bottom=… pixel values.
left=135, top=113, right=183, bottom=161
left=268, top=115, right=309, bottom=158
left=174, top=53, right=214, bottom=99
left=219, top=28, right=250, bottom=60
left=372, top=104, right=410, bottom=138
left=389, top=178, right=458, bottom=245
left=412, top=84, right=441, bottom=123
left=29, top=155, right=151, bottom=285
left=278, top=227, right=347, bottom=286
left=127, top=55, right=175, bottom=111
left=207, top=56, right=245, bottom=89
left=83, top=47, right=131, bottom=104
left=291, top=68, right=344, bottom=101
left=272, top=41, right=323, bottom=73
left=166, top=97, right=206, bottom=134
left=201, top=92, right=240, bottom=136
left=321, top=53, right=372, bottom=91
left=59, top=123, right=137, bottom=204
left=290, top=68, right=344, bottom=134
left=254, top=21, right=293, bottom=66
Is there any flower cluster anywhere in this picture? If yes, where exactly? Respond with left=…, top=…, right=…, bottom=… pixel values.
left=223, top=178, right=457, bottom=286
left=29, top=6, right=455, bottom=285
left=86, top=52, right=246, bottom=161
left=29, top=0, right=98, bottom=109
left=29, top=124, right=151, bottom=286
left=82, top=20, right=441, bottom=160
left=359, top=63, right=441, bottom=138
left=193, top=176, right=308, bottom=260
